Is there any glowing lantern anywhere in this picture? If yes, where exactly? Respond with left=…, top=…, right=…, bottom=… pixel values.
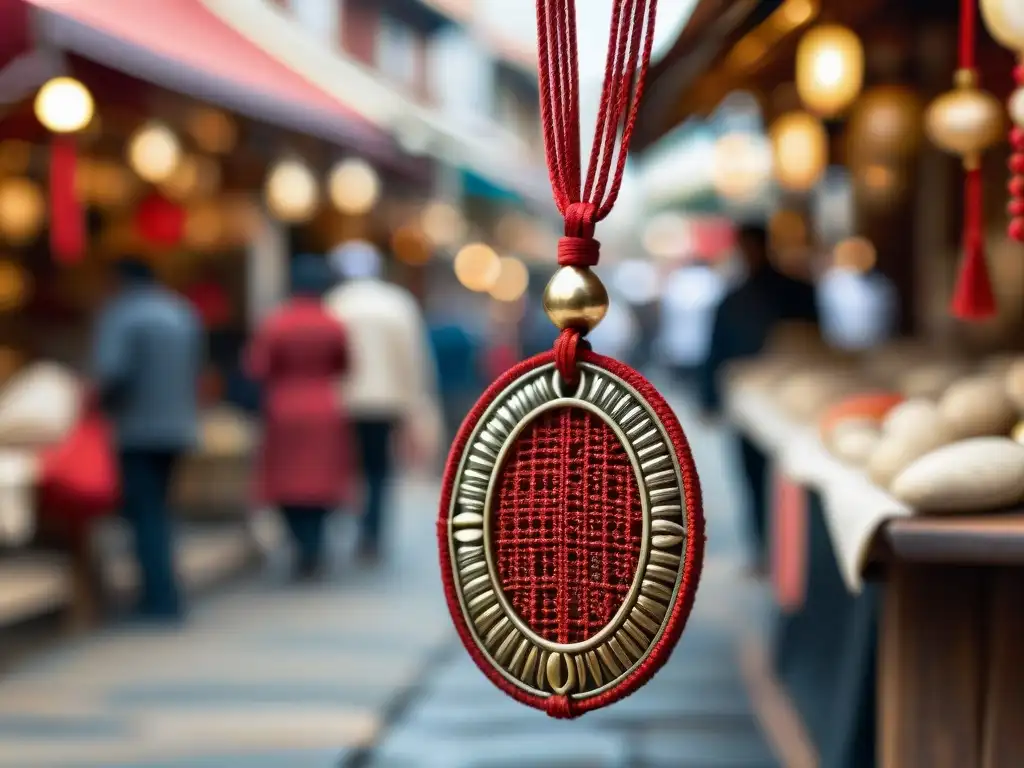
left=847, top=86, right=924, bottom=166
left=770, top=111, right=828, bottom=192
left=453, top=243, right=500, bottom=292
left=34, top=77, right=94, bottom=134
left=128, top=122, right=182, bottom=183
left=980, top=0, right=1024, bottom=52
left=796, top=25, right=864, bottom=117
left=489, top=256, right=529, bottom=302
left=0, top=178, right=45, bottom=245
left=328, top=158, right=380, bottom=215
left=265, top=159, right=319, bottom=223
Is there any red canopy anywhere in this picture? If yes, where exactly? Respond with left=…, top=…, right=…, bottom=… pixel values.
left=0, top=0, right=393, bottom=157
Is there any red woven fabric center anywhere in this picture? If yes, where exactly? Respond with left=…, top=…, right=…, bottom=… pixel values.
left=492, top=406, right=643, bottom=645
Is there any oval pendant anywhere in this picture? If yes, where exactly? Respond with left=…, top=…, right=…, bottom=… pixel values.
left=438, top=350, right=704, bottom=717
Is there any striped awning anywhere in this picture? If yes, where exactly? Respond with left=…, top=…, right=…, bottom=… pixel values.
left=0, top=0, right=393, bottom=156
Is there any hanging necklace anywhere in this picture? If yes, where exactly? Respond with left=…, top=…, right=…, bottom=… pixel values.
left=437, top=0, right=704, bottom=718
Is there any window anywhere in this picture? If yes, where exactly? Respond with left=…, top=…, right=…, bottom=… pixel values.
left=376, top=14, right=418, bottom=91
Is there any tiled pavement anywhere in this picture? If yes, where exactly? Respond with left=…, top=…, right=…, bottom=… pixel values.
left=0, top=381, right=777, bottom=767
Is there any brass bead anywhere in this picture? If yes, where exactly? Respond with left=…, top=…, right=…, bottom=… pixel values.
left=924, top=77, right=1005, bottom=160
left=543, top=266, right=609, bottom=333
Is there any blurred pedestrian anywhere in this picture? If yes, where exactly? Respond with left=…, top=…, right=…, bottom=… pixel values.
left=325, top=241, right=441, bottom=563
left=698, top=224, right=819, bottom=572
left=92, top=257, right=203, bottom=620
left=245, top=254, right=352, bottom=581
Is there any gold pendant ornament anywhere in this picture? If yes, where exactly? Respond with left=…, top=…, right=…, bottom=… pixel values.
left=438, top=351, right=704, bottom=718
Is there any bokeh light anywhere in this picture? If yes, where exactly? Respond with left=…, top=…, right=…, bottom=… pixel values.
left=712, top=132, right=773, bottom=202
left=34, top=77, right=94, bottom=134
left=328, top=158, right=380, bottom=216
left=833, top=236, right=877, bottom=272
left=796, top=25, right=864, bottom=117
left=265, top=159, right=319, bottom=223
left=391, top=224, right=432, bottom=266
left=128, top=122, right=182, bottom=183
left=642, top=212, right=691, bottom=261
left=454, top=243, right=501, bottom=292
left=847, top=86, right=923, bottom=166
left=0, top=261, right=31, bottom=311
left=0, top=178, right=45, bottom=245
left=770, top=111, right=828, bottom=192
left=489, top=256, right=529, bottom=302
left=160, top=155, right=221, bottom=201
left=186, top=107, right=237, bottom=154
left=421, top=201, right=467, bottom=248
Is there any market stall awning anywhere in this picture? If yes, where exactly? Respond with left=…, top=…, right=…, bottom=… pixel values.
left=1, top=0, right=393, bottom=157
left=202, top=0, right=552, bottom=211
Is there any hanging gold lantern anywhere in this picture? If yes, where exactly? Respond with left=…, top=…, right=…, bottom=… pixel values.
left=847, top=85, right=924, bottom=166
left=980, top=0, right=1024, bottom=53
left=924, top=70, right=1004, bottom=163
left=769, top=111, right=828, bottom=192
left=795, top=25, right=864, bottom=117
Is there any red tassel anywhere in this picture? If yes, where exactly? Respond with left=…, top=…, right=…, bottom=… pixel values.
left=950, top=167, right=995, bottom=320
left=49, top=135, right=85, bottom=264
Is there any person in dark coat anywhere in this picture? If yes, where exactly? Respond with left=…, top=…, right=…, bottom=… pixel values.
left=92, top=257, right=203, bottom=620
left=698, top=224, right=820, bottom=571
left=245, top=255, right=352, bottom=580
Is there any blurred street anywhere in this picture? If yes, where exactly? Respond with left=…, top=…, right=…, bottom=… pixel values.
left=0, top=384, right=777, bottom=768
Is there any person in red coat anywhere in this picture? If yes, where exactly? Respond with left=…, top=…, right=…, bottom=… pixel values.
left=245, top=255, right=351, bottom=579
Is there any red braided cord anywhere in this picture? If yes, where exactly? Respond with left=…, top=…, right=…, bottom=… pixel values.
left=957, top=0, right=974, bottom=70
left=536, top=0, right=658, bottom=238
left=537, top=0, right=657, bottom=378
left=948, top=0, right=996, bottom=319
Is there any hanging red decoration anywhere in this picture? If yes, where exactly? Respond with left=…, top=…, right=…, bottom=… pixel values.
left=926, top=0, right=1004, bottom=320
left=438, top=0, right=704, bottom=719
left=49, top=135, right=85, bottom=264
left=135, top=193, right=185, bottom=247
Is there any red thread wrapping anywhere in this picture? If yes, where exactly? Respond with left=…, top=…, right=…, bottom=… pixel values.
left=554, top=328, right=582, bottom=385
left=492, top=407, right=643, bottom=645
left=438, top=350, right=705, bottom=718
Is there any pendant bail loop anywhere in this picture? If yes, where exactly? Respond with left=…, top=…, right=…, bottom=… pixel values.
left=554, top=328, right=588, bottom=387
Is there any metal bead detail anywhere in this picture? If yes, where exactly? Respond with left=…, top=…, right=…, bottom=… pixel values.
left=543, top=266, right=609, bottom=333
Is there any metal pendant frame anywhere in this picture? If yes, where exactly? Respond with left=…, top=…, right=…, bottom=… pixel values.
left=438, top=349, right=704, bottom=715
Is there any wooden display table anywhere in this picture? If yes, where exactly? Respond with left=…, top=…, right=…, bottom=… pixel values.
left=875, top=515, right=1024, bottom=768
left=725, top=386, right=1024, bottom=768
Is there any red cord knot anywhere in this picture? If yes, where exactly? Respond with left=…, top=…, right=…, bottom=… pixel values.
left=557, top=235, right=600, bottom=268
left=545, top=694, right=579, bottom=719
left=559, top=201, right=600, bottom=268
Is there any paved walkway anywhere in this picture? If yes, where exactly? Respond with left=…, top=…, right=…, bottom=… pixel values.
left=0, top=384, right=776, bottom=768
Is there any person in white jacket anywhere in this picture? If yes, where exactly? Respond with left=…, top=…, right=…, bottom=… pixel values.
left=325, top=241, right=441, bottom=562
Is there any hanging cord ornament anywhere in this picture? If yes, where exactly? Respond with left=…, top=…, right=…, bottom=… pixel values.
left=438, top=0, right=704, bottom=720
left=978, top=0, right=1024, bottom=240
left=925, top=0, right=1005, bottom=320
